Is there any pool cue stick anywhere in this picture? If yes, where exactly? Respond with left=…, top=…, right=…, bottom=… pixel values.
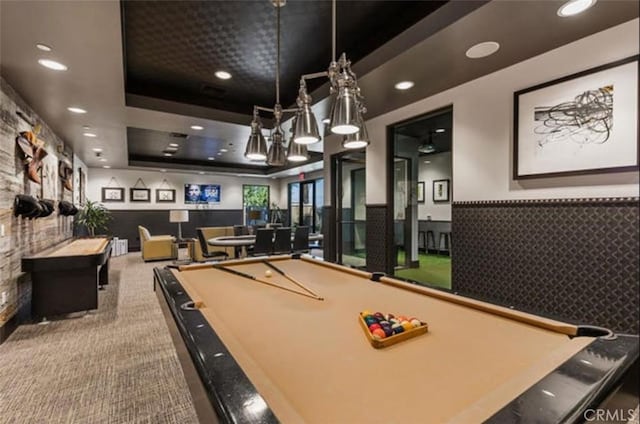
left=262, top=260, right=324, bottom=300
left=213, top=265, right=321, bottom=301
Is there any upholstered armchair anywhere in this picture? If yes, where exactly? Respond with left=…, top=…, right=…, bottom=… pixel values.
left=138, top=226, right=177, bottom=262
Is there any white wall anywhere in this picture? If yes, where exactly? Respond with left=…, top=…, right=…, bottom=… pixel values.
left=362, top=19, right=639, bottom=203
left=418, top=151, right=452, bottom=221
left=87, top=168, right=280, bottom=210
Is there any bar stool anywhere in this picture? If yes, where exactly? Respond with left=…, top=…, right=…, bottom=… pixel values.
left=425, top=230, right=436, bottom=253
left=418, top=231, right=426, bottom=251
left=438, top=232, right=451, bottom=255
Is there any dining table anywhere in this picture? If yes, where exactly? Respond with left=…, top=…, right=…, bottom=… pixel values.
left=208, top=233, right=323, bottom=258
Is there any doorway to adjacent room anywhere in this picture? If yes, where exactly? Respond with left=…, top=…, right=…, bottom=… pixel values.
left=388, top=107, right=453, bottom=289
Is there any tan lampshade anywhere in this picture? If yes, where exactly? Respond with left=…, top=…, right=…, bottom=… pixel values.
left=169, top=210, right=189, bottom=223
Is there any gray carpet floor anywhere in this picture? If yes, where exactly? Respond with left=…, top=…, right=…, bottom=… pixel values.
left=0, top=253, right=199, bottom=424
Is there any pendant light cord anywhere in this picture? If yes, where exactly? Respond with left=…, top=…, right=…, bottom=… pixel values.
left=332, top=0, right=336, bottom=62
left=276, top=4, right=281, bottom=105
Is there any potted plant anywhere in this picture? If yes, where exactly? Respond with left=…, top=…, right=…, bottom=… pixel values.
left=76, top=200, right=111, bottom=237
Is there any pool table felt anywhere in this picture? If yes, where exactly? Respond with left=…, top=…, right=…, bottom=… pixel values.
left=171, top=258, right=593, bottom=424
left=43, top=238, right=109, bottom=257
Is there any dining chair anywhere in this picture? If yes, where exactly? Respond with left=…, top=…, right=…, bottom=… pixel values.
left=196, top=228, right=229, bottom=262
left=273, top=227, right=292, bottom=254
left=292, top=226, right=310, bottom=253
left=233, top=225, right=250, bottom=256
left=251, top=228, right=274, bottom=256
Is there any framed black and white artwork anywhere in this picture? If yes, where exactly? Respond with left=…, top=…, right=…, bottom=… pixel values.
left=156, top=188, right=176, bottom=203
left=101, top=187, right=124, bottom=202
left=130, top=188, right=151, bottom=202
left=432, top=179, right=450, bottom=203
left=514, top=56, right=638, bottom=179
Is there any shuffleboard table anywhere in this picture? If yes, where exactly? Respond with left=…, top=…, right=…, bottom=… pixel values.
left=154, top=254, right=639, bottom=424
left=22, top=237, right=113, bottom=319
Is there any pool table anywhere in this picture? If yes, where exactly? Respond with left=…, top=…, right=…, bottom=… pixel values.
left=154, top=254, right=638, bottom=424
left=22, top=237, right=113, bottom=318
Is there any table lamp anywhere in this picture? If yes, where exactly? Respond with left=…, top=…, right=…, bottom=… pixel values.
left=169, top=210, right=189, bottom=240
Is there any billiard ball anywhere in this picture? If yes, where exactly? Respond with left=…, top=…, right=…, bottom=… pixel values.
left=372, top=328, right=386, bottom=339
left=265, top=270, right=272, bottom=278
left=410, top=319, right=422, bottom=328
left=382, top=326, right=394, bottom=337
left=401, top=322, right=413, bottom=332
left=369, top=323, right=382, bottom=332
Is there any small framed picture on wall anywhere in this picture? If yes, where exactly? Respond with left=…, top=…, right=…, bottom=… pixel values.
left=156, top=188, right=176, bottom=203
left=130, top=188, right=151, bottom=202
left=102, top=187, right=124, bottom=202
left=417, top=181, right=425, bottom=203
left=433, top=179, right=450, bottom=203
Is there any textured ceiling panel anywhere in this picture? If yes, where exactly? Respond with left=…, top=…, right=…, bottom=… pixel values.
left=122, top=0, right=446, bottom=115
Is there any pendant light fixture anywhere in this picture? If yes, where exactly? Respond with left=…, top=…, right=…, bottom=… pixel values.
left=293, top=0, right=368, bottom=145
left=244, top=0, right=368, bottom=165
left=244, top=0, right=301, bottom=165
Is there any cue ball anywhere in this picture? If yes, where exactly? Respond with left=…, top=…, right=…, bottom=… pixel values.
left=265, top=270, right=272, bottom=278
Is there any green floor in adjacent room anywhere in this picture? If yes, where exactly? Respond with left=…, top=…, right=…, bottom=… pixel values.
left=395, top=251, right=451, bottom=290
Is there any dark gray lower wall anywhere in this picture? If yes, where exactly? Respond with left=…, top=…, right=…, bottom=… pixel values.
left=452, top=197, right=639, bottom=334
left=105, top=209, right=243, bottom=251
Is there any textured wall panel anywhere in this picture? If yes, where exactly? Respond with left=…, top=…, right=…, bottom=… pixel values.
left=366, top=204, right=392, bottom=273
left=452, top=198, right=639, bottom=334
left=322, top=206, right=336, bottom=263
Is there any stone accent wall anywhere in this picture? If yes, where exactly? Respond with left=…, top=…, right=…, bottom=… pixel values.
left=0, top=77, right=74, bottom=334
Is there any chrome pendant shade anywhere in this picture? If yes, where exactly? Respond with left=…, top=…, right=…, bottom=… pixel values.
left=267, top=128, right=287, bottom=166
left=342, top=117, right=369, bottom=149
left=244, top=119, right=268, bottom=160
left=287, top=138, right=309, bottom=162
left=293, top=105, right=320, bottom=144
left=330, top=87, right=360, bottom=135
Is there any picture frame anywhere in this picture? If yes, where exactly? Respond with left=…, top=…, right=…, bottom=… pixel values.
left=101, top=187, right=124, bottom=202
left=78, top=167, right=86, bottom=205
left=417, top=181, right=425, bottom=203
left=433, top=179, right=450, bottom=203
left=130, top=188, right=151, bottom=202
left=156, top=188, right=176, bottom=203
left=514, top=55, right=639, bottom=180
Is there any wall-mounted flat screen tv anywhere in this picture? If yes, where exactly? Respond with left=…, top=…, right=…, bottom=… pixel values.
left=184, top=184, right=221, bottom=204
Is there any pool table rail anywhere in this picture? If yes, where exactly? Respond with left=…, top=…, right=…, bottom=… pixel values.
left=153, top=267, right=279, bottom=424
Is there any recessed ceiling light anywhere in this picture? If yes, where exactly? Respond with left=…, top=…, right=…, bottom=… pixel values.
left=165, top=146, right=178, bottom=152
left=217, top=152, right=223, bottom=156
left=67, top=107, right=87, bottom=114
left=214, top=70, right=232, bottom=80
left=322, top=118, right=330, bottom=124
left=99, top=158, right=107, bottom=162
left=394, top=81, right=414, bottom=90
left=92, top=148, right=103, bottom=153
left=164, top=153, right=173, bottom=157
left=199, top=171, right=205, bottom=175
left=557, top=0, right=597, bottom=16
left=103, top=165, right=111, bottom=169
left=220, top=149, right=228, bottom=153
left=168, top=143, right=179, bottom=148
left=36, top=43, right=52, bottom=52
left=191, top=125, right=204, bottom=130
left=160, top=169, right=167, bottom=172
left=435, top=128, right=446, bottom=133
left=82, top=125, right=91, bottom=130
left=465, top=41, right=500, bottom=59
left=208, top=157, right=215, bottom=160
left=38, top=59, right=67, bottom=71
left=83, top=132, right=97, bottom=138
left=424, top=160, right=431, bottom=164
